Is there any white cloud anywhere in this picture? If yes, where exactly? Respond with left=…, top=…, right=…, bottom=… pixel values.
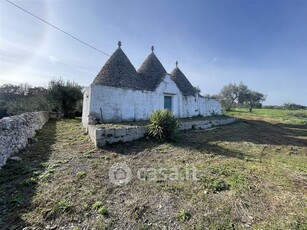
left=48, top=55, right=59, bottom=63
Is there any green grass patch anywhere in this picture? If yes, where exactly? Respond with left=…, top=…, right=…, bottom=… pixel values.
left=76, top=171, right=87, bottom=180
left=178, top=209, right=191, bottom=221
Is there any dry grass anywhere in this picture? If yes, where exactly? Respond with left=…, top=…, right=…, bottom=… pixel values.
left=0, top=110, right=306, bottom=229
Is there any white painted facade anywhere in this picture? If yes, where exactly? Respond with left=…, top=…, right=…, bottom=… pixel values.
left=82, top=74, right=221, bottom=127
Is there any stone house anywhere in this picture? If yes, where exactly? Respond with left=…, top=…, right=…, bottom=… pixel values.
left=82, top=42, right=221, bottom=127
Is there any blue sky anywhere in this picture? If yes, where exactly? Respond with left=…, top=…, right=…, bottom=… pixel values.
left=1, top=0, right=306, bottom=105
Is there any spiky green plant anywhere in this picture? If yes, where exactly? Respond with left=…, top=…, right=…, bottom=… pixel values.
left=147, top=109, right=179, bottom=142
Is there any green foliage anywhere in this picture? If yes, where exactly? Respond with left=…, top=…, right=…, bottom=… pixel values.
left=76, top=171, right=87, bottom=180
left=219, top=82, right=247, bottom=111
left=0, top=79, right=83, bottom=118
left=239, top=90, right=265, bottom=112
left=228, top=173, right=249, bottom=192
left=5, top=94, right=53, bottom=115
left=97, top=206, right=108, bottom=216
left=19, top=177, right=37, bottom=188
left=92, top=201, right=103, bottom=210
left=147, top=109, right=179, bottom=142
left=219, top=82, right=265, bottom=112
left=0, top=83, right=48, bottom=118
left=47, top=78, right=83, bottom=118
left=201, top=176, right=230, bottom=193
left=51, top=199, right=73, bottom=215
left=282, top=103, right=306, bottom=110
left=226, top=108, right=307, bottom=125
left=178, top=209, right=191, bottom=221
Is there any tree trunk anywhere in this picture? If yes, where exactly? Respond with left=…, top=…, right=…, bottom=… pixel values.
left=249, top=103, right=253, bottom=112
left=226, top=100, right=235, bottom=111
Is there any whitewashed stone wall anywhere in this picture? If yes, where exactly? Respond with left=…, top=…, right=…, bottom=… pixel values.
left=0, top=112, right=49, bottom=168
left=178, top=118, right=237, bottom=130
left=199, top=98, right=222, bottom=116
left=89, top=117, right=237, bottom=148
left=88, top=125, right=147, bottom=148
left=82, top=74, right=222, bottom=127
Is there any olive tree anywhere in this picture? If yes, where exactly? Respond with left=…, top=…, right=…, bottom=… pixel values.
left=239, top=90, right=265, bottom=112
left=219, top=82, right=265, bottom=112
left=219, top=83, right=248, bottom=111
left=47, top=79, right=83, bottom=118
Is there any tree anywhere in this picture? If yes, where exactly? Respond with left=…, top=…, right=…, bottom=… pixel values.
left=219, top=83, right=248, bottom=111
left=282, top=103, right=305, bottom=110
left=219, top=82, right=266, bottom=112
left=6, top=94, right=53, bottom=115
left=47, top=79, right=83, bottom=118
left=0, top=83, right=48, bottom=118
left=239, top=90, right=265, bottom=112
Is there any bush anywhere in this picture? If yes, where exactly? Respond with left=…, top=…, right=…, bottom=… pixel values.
left=147, top=109, right=179, bottom=142
left=5, top=94, right=53, bottom=115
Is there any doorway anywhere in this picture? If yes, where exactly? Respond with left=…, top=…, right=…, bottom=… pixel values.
left=164, top=96, right=172, bottom=111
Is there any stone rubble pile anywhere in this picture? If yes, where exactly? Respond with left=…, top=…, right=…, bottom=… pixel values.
left=0, top=111, right=49, bottom=168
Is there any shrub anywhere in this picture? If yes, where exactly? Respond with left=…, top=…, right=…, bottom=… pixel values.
left=147, top=109, right=179, bottom=142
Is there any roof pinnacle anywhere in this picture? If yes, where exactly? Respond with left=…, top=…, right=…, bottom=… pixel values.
left=151, top=45, right=154, bottom=52
left=118, top=41, right=122, bottom=47
left=176, top=61, right=178, bottom=68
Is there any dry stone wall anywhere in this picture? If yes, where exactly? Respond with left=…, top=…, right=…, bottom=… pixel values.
left=0, top=111, right=49, bottom=168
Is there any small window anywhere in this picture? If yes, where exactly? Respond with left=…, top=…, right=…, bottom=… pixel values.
left=164, top=96, right=172, bottom=111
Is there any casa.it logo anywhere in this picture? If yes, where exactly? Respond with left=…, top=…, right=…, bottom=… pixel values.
left=108, top=162, right=132, bottom=185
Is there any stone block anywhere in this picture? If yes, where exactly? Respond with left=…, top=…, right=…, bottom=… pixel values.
left=96, top=139, right=106, bottom=148
left=95, top=129, right=106, bottom=138
left=105, top=128, right=115, bottom=137
left=127, top=127, right=137, bottom=135
left=114, top=128, right=127, bottom=137
left=121, top=135, right=133, bottom=142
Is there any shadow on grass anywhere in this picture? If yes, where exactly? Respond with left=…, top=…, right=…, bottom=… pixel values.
left=104, top=137, right=160, bottom=155
left=105, top=118, right=306, bottom=161
left=175, top=119, right=307, bottom=152
left=0, top=119, right=57, bottom=230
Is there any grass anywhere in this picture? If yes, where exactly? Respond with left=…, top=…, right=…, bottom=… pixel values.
left=226, top=108, right=307, bottom=125
left=0, top=111, right=306, bottom=229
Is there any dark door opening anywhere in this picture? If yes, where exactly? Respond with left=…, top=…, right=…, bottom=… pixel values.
left=164, top=96, right=172, bottom=111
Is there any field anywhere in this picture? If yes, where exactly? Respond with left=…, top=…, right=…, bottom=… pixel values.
left=0, top=109, right=306, bottom=229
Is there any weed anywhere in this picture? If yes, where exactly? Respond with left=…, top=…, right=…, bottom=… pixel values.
left=228, top=172, right=249, bottom=192
left=97, top=206, right=108, bottom=216
left=76, top=171, right=87, bottom=180
left=92, top=201, right=103, bottom=210
left=51, top=199, right=73, bottom=215
left=19, top=177, right=37, bottom=188
left=201, top=176, right=230, bottom=193
left=82, top=203, right=89, bottom=211
left=178, top=209, right=191, bottom=221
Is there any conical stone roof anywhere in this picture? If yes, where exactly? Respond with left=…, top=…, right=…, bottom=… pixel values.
left=171, top=67, right=196, bottom=96
left=137, top=51, right=167, bottom=91
left=92, top=47, right=141, bottom=89
left=92, top=43, right=196, bottom=96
